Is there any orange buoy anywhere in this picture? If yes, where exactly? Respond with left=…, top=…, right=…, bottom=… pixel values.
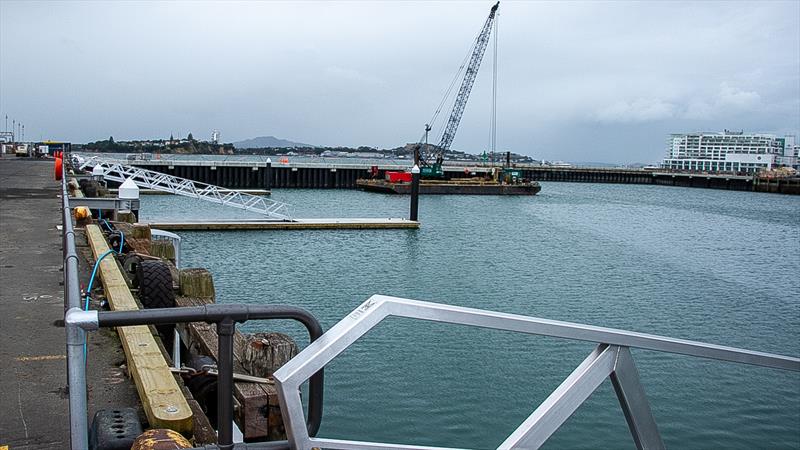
left=55, top=156, right=63, bottom=180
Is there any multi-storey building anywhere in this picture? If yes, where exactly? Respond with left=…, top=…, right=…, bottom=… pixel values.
left=662, top=131, right=796, bottom=174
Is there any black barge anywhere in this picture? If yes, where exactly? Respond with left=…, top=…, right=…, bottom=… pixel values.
left=356, top=178, right=541, bottom=195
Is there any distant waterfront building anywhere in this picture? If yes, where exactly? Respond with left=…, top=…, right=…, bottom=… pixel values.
left=211, top=130, right=220, bottom=144
left=662, top=130, right=797, bottom=174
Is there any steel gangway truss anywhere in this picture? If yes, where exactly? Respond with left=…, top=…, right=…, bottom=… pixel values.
left=81, top=157, right=293, bottom=221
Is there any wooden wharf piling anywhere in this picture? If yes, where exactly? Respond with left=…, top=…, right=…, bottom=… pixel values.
left=175, top=268, right=294, bottom=441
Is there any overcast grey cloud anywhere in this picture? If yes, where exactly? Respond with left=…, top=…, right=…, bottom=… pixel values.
left=1, top=0, right=798, bottom=163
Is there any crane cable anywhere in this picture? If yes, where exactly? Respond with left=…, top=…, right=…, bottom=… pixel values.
left=489, top=10, right=499, bottom=164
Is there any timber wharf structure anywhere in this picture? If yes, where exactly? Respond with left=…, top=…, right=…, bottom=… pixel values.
left=108, top=158, right=800, bottom=194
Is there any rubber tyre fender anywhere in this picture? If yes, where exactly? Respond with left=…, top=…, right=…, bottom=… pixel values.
left=135, top=260, right=175, bottom=309
left=107, top=232, right=129, bottom=254
left=123, top=254, right=143, bottom=288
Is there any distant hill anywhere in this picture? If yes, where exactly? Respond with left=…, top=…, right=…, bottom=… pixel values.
left=232, top=136, right=315, bottom=149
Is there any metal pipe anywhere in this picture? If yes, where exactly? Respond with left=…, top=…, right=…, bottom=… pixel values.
left=62, top=159, right=91, bottom=450
left=95, top=304, right=325, bottom=437
left=173, top=328, right=181, bottom=369
left=217, top=318, right=236, bottom=449
left=66, top=320, right=88, bottom=450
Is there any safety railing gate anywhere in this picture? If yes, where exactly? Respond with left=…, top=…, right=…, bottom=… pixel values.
left=272, top=295, right=799, bottom=450
left=62, top=159, right=800, bottom=450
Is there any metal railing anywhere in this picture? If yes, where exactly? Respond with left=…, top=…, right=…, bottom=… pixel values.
left=272, top=295, right=800, bottom=450
left=62, top=158, right=90, bottom=450
left=79, top=157, right=293, bottom=220
left=61, top=160, right=324, bottom=450
left=66, top=305, right=325, bottom=450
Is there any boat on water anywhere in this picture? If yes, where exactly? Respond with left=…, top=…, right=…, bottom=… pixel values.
left=358, top=163, right=541, bottom=195
left=357, top=177, right=541, bottom=195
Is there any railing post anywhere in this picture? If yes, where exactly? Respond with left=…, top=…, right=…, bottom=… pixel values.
left=217, top=317, right=236, bottom=450
left=610, top=347, right=665, bottom=450
left=66, top=321, right=89, bottom=450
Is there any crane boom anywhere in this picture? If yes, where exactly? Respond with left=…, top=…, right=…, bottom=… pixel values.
left=437, top=1, right=500, bottom=152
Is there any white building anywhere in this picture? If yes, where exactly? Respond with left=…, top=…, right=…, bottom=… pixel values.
left=662, top=131, right=797, bottom=174
left=211, top=130, right=220, bottom=144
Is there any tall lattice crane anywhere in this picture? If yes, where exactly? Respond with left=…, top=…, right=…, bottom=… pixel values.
left=419, top=1, right=500, bottom=177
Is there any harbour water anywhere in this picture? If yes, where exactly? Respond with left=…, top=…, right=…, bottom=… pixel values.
left=140, top=182, right=800, bottom=449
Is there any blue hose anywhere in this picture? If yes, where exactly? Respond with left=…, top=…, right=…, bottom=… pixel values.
left=84, top=221, right=126, bottom=363
left=84, top=249, right=115, bottom=311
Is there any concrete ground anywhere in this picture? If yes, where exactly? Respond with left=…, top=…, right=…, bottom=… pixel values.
left=0, top=157, right=139, bottom=449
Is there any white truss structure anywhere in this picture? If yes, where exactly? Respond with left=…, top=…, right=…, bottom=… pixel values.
left=81, top=157, right=293, bottom=221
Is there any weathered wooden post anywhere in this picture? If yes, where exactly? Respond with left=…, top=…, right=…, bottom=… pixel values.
left=179, top=268, right=215, bottom=299
left=241, top=333, right=297, bottom=378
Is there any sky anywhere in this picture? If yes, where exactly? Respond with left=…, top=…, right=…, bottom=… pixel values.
left=1, top=1, right=798, bottom=163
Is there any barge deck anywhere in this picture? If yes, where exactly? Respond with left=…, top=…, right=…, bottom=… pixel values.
left=356, top=178, right=541, bottom=195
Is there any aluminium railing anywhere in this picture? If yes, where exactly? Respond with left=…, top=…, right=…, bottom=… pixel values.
left=272, top=295, right=800, bottom=450
left=79, top=156, right=293, bottom=221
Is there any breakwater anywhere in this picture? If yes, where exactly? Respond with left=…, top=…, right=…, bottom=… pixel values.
left=121, top=159, right=790, bottom=193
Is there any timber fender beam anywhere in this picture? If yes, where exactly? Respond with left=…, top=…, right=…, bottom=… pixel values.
left=85, top=224, right=193, bottom=434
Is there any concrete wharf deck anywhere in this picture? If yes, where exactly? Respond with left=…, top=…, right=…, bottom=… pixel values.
left=0, top=158, right=139, bottom=449
left=148, top=217, right=419, bottom=231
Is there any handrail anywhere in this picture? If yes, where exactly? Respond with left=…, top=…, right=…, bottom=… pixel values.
left=62, top=157, right=90, bottom=450
left=66, top=304, right=325, bottom=450
left=273, top=295, right=799, bottom=450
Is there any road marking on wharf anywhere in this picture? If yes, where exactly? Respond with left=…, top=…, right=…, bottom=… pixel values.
left=15, top=354, right=67, bottom=362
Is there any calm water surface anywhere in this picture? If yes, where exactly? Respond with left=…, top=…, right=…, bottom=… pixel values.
left=141, top=183, right=800, bottom=449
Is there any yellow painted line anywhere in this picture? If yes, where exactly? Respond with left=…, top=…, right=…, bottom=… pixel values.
left=15, top=354, right=66, bottom=362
